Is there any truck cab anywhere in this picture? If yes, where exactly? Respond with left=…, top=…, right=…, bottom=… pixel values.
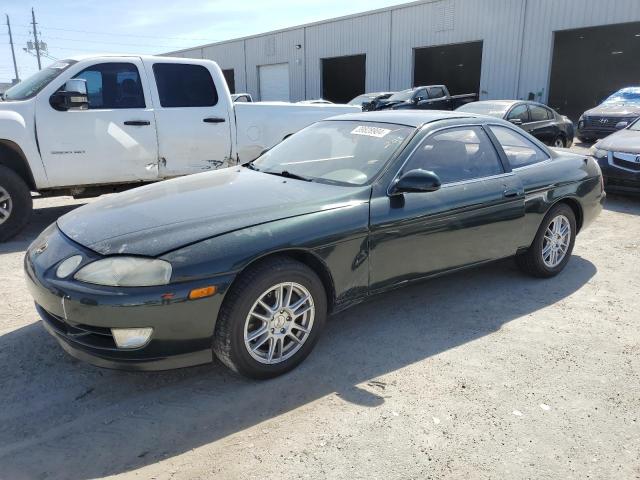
left=0, top=55, right=358, bottom=241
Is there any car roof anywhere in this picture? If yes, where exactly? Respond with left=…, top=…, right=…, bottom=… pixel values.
left=324, top=110, right=478, bottom=127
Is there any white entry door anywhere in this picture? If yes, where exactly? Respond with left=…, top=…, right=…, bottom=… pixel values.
left=259, top=63, right=290, bottom=101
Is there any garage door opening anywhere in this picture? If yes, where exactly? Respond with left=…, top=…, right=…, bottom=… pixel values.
left=222, top=69, right=235, bottom=94
left=322, top=54, right=366, bottom=103
left=259, top=63, right=290, bottom=101
left=413, top=41, right=483, bottom=95
left=548, top=22, right=640, bottom=120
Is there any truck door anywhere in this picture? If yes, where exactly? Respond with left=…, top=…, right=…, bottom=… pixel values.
left=36, top=58, right=159, bottom=186
left=145, top=61, right=233, bottom=177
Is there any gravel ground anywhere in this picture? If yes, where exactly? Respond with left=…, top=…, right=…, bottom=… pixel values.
left=1, top=145, right=639, bottom=479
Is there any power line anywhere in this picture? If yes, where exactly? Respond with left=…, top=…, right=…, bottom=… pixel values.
left=11, top=23, right=217, bottom=42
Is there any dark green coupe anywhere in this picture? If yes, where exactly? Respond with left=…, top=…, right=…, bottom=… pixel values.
left=25, top=111, right=604, bottom=379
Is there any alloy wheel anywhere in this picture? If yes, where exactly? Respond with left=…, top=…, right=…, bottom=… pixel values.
left=243, top=282, right=315, bottom=364
left=542, top=214, right=571, bottom=268
left=554, top=137, right=564, bottom=148
left=0, top=187, right=12, bottom=226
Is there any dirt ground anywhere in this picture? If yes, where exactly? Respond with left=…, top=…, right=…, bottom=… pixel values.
left=1, top=148, right=639, bottom=479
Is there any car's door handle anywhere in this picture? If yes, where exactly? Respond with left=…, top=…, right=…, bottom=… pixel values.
left=503, top=188, right=521, bottom=198
left=203, top=117, right=226, bottom=123
left=123, top=120, right=150, bottom=126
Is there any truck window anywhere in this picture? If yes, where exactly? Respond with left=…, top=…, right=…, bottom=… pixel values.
left=153, top=63, right=218, bottom=108
left=72, top=63, right=145, bottom=109
left=428, top=87, right=445, bottom=99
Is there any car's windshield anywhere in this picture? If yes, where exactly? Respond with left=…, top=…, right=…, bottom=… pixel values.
left=3, top=60, right=77, bottom=101
left=250, top=120, right=414, bottom=186
left=456, top=102, right=510, bottom=118
left=387, top=89, right=414, bottom=102
left=602, top=88, right=640, bottom=106
left=348, top=94, right=374, bottom=105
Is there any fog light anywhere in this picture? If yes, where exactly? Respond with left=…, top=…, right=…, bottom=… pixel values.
left=111, top=327, right=153, bottom=349
left=56, top=255, right=83, bottom=278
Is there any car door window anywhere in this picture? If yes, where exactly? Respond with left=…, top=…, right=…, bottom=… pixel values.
left=72, top=62, right=145, bottom=109
left=489, top=125, right=549, bottom=168
left=507, top=104, right=529, bottom=122
left=401, top=126, right=504, bottom=184
left=153, top=63, right=218, bottom=108
left=429, top=87, right=445, bottom=99
left=529, top=105, right=551, bottom=122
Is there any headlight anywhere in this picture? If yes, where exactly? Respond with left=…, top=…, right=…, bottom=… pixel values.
left=590, top=147, right=608, bottom=160
left=56, top=255, right=83, bottom=278
left=74, top=257, right=172, bottom=287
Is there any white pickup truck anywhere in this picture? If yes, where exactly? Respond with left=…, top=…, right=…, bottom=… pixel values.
left=0, top=55, right=359, bottom=241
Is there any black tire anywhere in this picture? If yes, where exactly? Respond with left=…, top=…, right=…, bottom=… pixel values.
left=516, top=203, right=577, bottom=278
left=0, top=165, right=33, bottom=242
left=551, top=135, right=565, bottom=148
left=213, top=256, right=327, bottom=379
left=577, top=136, right=594, bottom=144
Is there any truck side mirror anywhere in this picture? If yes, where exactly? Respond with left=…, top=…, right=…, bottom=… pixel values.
left=50, top=79, right=89, bottom=111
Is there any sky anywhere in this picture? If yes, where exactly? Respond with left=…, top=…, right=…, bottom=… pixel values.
left=1, top=0, right=404, bottom=83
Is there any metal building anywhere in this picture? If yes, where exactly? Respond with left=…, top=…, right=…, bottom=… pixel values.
left=166, top=0, right=640, bottom=119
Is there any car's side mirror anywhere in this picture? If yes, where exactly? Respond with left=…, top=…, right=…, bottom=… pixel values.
left=50, top=79, right=89, bottom=111
left=615, top=121, right=628, bottom=130
left=414, top=96, right=424, bottom=103
left=389, top=169, right=441, bottom=195
left=508, top=118, right=523, bottom=126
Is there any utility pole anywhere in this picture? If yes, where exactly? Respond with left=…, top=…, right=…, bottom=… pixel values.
left=31, top=7, right=41, bottom=70
left=5, top=14, right=20, bottom=83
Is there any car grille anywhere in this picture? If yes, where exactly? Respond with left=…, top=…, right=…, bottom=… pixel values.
left=583, top=116, right=638, bottom=131
left=612, top=152, right=640, bottom=172
left=37, top=304, right=117, bottom=349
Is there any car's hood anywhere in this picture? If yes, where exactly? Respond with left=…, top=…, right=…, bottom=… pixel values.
left=596, top=129, right=640, bottom=154
left=375, top=100, right=407, bottom=110
left=584, top=104, right=640, bottom=117
left=57, top=168, right=370, bottom=256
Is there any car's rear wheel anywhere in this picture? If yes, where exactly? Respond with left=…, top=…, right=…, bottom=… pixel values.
left=552, top=135, right=565, bottom=148
left=516, top=203, right=576, bottom=278
left=0, top=165, right=33, bottom=242
left=213, top=257, right=327, bottom=379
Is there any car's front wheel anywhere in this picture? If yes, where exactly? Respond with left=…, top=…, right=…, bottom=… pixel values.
left=213, top=257, right=327, bottom=379
left=516, top=203, right=577, bottom=278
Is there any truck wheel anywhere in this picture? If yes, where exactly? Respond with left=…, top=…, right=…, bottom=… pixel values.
left=213, top=256, right=327, bottom=379
left=0, top=165, right=33, bottom=242
left=516, top=203, right=576, bottom=278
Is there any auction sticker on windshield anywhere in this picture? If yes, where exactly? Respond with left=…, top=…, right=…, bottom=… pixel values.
left=351, top=125, right=391, bottom=138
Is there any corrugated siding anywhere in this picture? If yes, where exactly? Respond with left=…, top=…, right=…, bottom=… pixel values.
left=245, top=29, right=305, bottom=101
left=163, top=0, right=640, bottom=103
left=390, top=0, right=525, bottom=99
left=304, top=11, right=391, bottom=99
left=201, top=41, right=247, bottom=92
left=518, top=0, right=640, bottom=102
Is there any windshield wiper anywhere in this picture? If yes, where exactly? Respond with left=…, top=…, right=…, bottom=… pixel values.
left=263, top=170, right=313, bottom=182
left=243, top=161, right=260, bottom=171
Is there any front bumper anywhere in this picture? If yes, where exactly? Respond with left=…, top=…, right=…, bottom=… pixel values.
left=24, top=225, right=235, bottom=371
left=597, top=155, right=640, bottom=195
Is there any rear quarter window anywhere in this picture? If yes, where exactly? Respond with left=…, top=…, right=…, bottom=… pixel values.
left=489, top=125, right=549, bottom=168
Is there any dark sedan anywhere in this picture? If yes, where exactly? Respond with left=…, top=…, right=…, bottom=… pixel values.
left=457, top=100, right=575, bottom=148
left=25, top=111, right=605, bottom=379
left=590, top=117, right=640, bottom=194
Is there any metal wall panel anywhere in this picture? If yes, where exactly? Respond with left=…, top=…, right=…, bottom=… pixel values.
left=163, top=0, right=640, bottom=104
left=517, top=0, right=640, bottom=103
left=390, top=0, right=525, bottom=99
left=304, top=11, right=392, bottom=99
left=201, top=41, right=247, bottom=93
left=244, top=29, right=305, bottom=101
